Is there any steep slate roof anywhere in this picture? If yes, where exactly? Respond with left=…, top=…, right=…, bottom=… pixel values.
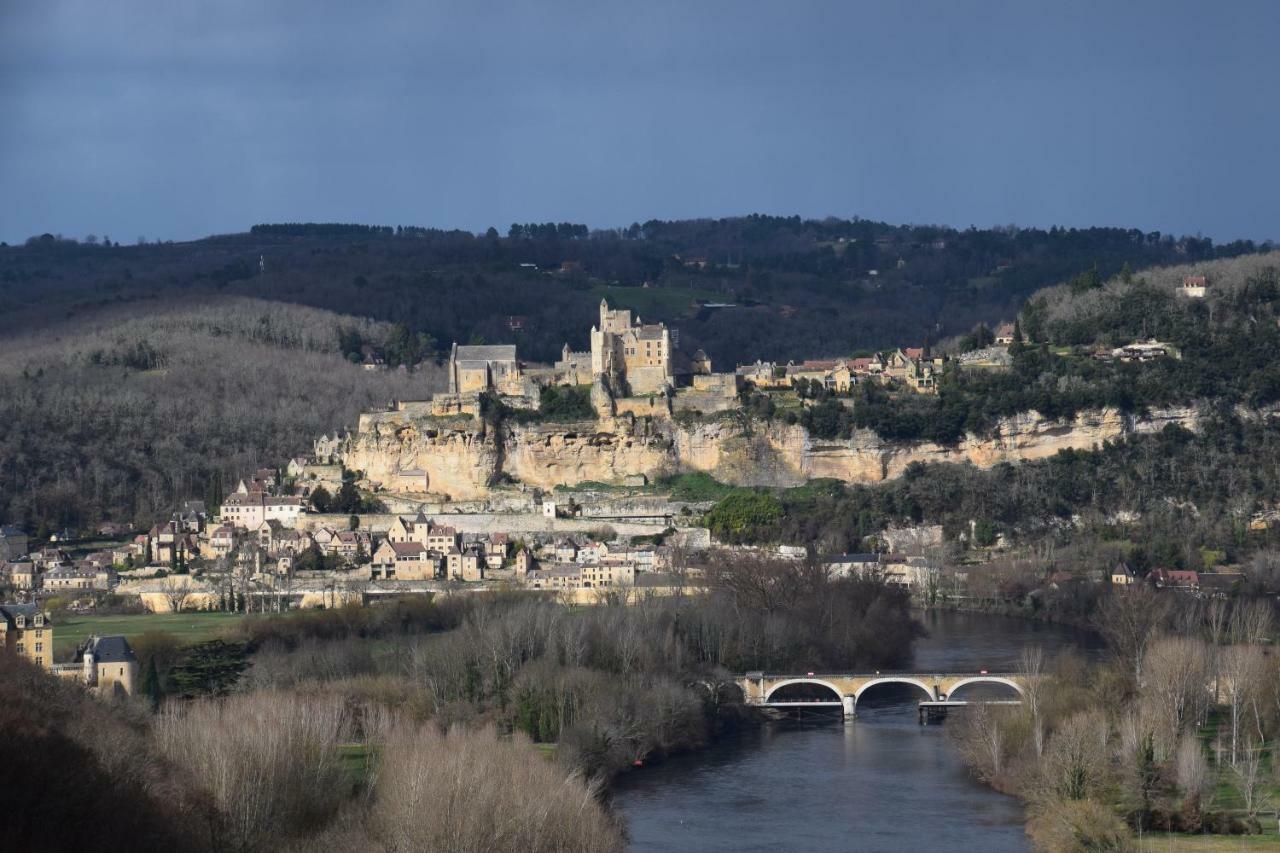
left=455, top=344, right=517, bottom=363
left=0, top=603, right=42, bottom=626
left=77, top=635, right=136, bottom=664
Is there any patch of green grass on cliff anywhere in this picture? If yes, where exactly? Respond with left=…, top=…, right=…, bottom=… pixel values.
left=657, top=472, right=739, bottom=501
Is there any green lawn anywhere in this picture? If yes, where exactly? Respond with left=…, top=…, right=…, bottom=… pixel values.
left=588, top=283, right=723, bottom=316
left=1139, top=833, right=1280, bottom=851
left=54, top=612, right=249, bottom=656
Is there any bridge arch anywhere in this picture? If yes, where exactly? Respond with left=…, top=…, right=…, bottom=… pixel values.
left=764, top=679, right=846, bottom=704
left=853, top=677, right=936, bottom=709
left=943, top=677, right=1025, bottom=700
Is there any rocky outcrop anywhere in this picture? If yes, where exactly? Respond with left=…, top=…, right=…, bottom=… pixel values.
left=338, top=406, right=1206, bottom=499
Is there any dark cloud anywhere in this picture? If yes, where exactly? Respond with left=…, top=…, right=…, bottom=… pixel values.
left=2, top=0, right=1277, bottom=243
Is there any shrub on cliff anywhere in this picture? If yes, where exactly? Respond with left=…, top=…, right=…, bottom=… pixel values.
left=703, top=490, right=784, bottom=542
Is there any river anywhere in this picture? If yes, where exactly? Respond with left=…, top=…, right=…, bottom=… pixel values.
left=613, top=611, right=1105, bottom=852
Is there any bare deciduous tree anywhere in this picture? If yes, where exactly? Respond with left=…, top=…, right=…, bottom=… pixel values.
left=1142, top=635, right=1211, bottom=743
left=1093, top=585, right=1170, bottom=687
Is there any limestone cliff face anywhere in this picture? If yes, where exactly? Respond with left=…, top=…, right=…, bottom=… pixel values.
left=501, top=418, right=677, bottom=492
left=339, top=406, right=1203, bottom=498
left=341, top=413, right=500, bottom=500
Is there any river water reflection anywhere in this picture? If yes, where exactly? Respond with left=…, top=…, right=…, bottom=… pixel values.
left=613, top=611, right=1105, bottom=852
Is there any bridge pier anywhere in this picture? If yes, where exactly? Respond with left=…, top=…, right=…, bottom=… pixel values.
left=842, top=695, right=856, bottom=720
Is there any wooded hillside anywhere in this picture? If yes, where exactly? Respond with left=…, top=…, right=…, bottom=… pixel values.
left=2, top=216, right=1266, bottom=367
left=0, top=298, right=444, bottom=531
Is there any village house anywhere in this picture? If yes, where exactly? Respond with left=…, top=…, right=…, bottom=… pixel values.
left=149, top=521, right=199, bottom=566
left=994, top=323, right=1017, bottom=345
left=331, top=530, right=368, bottom=562
left=446, top=547, right=485, bottom=582
left=312, top=526, right=337, bottom=554
left=1179, top=275, right=1207, bottom=298
left=52, top=635, right=139, bottom=697
left=736, top=360, right=789, bottom=389
left=173, top=500, right=208, bottom=533
left=1110, top=561, right=1137, bottom=585
left=885, top=348, right=944, bottom=394
left=824, top=552, right=881, bottom=578
left=513, top=548, right=535, bottom=577
left=0, top=525, right=29, bottom=560
left=5, top=559, right=37, bottom=590
left=553, top=538, right=579, bottom=563
left=1149, top=567, right=1199, bottom=590
left=580, top=562, right=636, bottom=588
left=208, top=524, right=240, bottom=557
left=31, top=547, right=72, bottom=571
left=278, top=528, right=314, bottom=557
left=848, top=355, right=886, bottom=379
left=41, top=565, right=97, bottom=591
left=1105, top=340, right=1175, bottom=363
left=387, top=514, right=460, bottom=553
left=878, top=556, right=939, bottom=589
left=526, top=565, right=581, bottom=591
left=0, top=603, right=53, bottom=669
left=484, top=533, right=510, bottom=569
left=255, top=519, right=284, bottom=553
left=577, top=540, right=608, bottom=564
left=787, top=359, right=854, bottom=393
left=370, top=540, right=440, bottom=581
left=219, top=484, right=305, bottom=528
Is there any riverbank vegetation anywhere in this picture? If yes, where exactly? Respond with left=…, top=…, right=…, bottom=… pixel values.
left=5, top=559, right=919, bottom=851
left=952, top=588, right=1280, bottom=847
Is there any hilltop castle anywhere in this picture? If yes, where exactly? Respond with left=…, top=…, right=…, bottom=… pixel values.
left=590, top=299, right=674, bottom=396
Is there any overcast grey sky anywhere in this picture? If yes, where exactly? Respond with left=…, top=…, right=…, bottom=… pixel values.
left=2, top=1, right=1276, bottom=244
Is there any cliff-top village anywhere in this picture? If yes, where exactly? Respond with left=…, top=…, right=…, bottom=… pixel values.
left=2, top=298, right=965, bottom=627
left=2, top=295, right=1209, bottom=690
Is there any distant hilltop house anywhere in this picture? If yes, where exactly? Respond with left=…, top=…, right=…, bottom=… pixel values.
left=1103, top=339, right=1177, bottom=363
left=994, top=323, right=1017, bottom=345
left=1178, top=275, right=1207, bottom=298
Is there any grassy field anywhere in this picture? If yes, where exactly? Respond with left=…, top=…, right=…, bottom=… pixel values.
left=588, top=283, right=723, bottom=316
left=53, top=611, right=249, bottom=656
left=1138, top=833, right=1280, bottom=851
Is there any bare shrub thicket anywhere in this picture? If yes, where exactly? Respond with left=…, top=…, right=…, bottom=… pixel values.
left=952, top=591, right=1280, bottom=844
left=155, top=691, right=350, bottom=852
left=369, top=725, right=624, bottom=853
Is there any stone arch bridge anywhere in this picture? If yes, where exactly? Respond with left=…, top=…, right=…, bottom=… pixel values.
left=737, top=671, right=1030, bottom=719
